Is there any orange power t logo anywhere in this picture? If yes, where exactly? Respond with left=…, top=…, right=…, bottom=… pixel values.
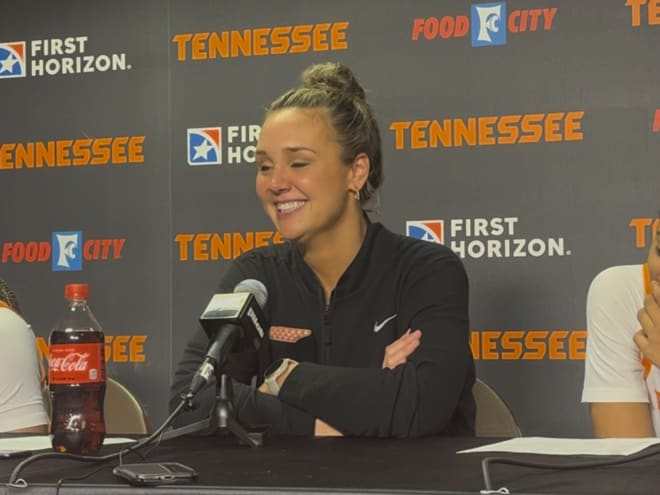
left=626, top=0, right=660, bottom=26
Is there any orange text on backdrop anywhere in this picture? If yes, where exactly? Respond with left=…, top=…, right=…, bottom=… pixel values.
left=626, top=0, right=660, bottom=26
left=172, top=22, right=349, bottom=60
left=389, top=112, right=584, bottom=149
left=0, top=136, right=145, bottom=169
left=175, top=232, right=284, bottom=261
left=471, top=330, right=586, bottom=360
left=37, top=335, right=147, bottom=363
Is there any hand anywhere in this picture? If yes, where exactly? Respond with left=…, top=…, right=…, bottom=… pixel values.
left=314, top=419, right=342, bottom=437
left=634, top=281, right=660, bottom=367
left=382, top=329, right=422, bottom=369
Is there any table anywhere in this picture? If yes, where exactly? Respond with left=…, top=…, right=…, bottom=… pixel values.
left=2, top=435, right=660, bottom=495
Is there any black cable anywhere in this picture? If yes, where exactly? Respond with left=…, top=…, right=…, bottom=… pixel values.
left=55, top=463, right=111, bottom=495
left=482, top=443, right=660, bottom=490
left=7, top=398, right=187, bottom=485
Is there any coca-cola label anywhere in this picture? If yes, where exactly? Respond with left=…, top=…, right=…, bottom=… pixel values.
left=49, top=343, right=105, bottom=384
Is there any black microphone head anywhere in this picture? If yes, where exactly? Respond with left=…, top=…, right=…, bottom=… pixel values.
left=233, top=279, right=267, bottom=308
left=199, top=279, right=269, bottom=343
left=0, top=278, right=20, bottom=314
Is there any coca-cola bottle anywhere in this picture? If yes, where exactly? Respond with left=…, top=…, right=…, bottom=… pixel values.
left=48, top=283, right=106, bottom=455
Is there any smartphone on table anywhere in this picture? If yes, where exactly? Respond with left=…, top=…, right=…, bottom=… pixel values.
left=113, top=462, right=198, bottom=486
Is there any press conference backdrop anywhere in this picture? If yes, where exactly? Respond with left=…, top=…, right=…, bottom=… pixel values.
left=1, top=0, right=658, bottom=436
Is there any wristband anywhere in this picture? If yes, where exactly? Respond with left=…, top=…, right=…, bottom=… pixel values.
left=263, top=358, right=295, bottom=396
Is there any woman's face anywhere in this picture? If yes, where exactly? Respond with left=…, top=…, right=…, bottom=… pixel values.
left=255, top=107, right=357, bottom=245
left=648, top=225, right=660, bottom=281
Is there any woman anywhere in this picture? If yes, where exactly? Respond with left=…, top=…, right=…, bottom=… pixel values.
left=171, top=62, right=475, bottom=437
left=0, top=278, right=49, bottom=433
left=582, top=215, right=660, bottom=437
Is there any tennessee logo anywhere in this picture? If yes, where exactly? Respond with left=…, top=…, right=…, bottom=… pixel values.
left=472, top=2, right=506, bottom=47
left=406, top=220, right=444, bottom=244
left=0, top=41, right=26, bottom=79
left=187, top=128, right=221, bottom=165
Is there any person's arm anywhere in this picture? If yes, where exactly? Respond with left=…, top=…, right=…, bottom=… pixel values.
left=12, top=424, right=48, bottom=434
left=583, top=266, right=653, bottom=437
left=169, top=257, right=317, bottom=436
left=274, top=255, right=472, bottom=438
left=590, top=403, right=653, bottom=437
left=0, top=308, right=49, bottom=433
left=268, top=330, right=423, bottom=437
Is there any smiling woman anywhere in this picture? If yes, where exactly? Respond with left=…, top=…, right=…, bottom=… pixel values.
left=171, top=62, right=475, bottom=438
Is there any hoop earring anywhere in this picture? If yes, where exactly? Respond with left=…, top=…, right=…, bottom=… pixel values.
left=355, top=189, right=360, bottom=201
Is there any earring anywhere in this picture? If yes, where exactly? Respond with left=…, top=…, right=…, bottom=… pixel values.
left=354, top=189, right=360, bottom=201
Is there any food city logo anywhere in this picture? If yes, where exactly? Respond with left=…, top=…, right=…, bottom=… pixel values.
left=1, top=232, right=126, bottom=271
left=36, top=335, right=148, bottom=364
left=175, top=231, right=283, bottom=261
left=0, top=135, right=145, bottom=171
left=406, top=217, right=571, bottom=259
left=187, top=125, right=260, bottom=166
left=390, top=111, right=584, bottom=149
left=411, top=2, right=558, bottom=47
left=0, top=36, right=131, bottom=79
left=630, top=217, right=660, bottom=248
left=470, top=329, right=586, bottom=360
left=626, top=0, right=660, bottom=26
left=172, top=21, right=349, bottom=61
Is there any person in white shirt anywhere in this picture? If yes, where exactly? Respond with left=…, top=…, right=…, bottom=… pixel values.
left=582, top=217, right=660, bottom=437
left=0, top=280, right=48, bottom=433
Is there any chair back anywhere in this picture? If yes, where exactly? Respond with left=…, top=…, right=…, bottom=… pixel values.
left=473, top=378, right=521, bottom=437
left=43, top=377, right=152, bottom=435
left=104, top=377, right=152, bottom=435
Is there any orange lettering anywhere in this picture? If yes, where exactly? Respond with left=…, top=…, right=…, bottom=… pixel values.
left=481, top=331, right=500, bottom=360
left=411, top=120, right=429, bottom=149
left=478, top=116, right=497, bottom=145
left=500, top=330, right=523, bottom=360
left=56, top=140, right=72, bottom=166
left=194, top=233, right=211, bottom=261
left=111, top=136, right=129, bottom=164
left=330, top=21, right=349, bottom=50
left=192, top=32, right=210, bottom=60
left=548, top=330, right=569, bottom=359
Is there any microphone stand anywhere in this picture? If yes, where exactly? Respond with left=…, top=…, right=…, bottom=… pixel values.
left=162, top=371, right=267, bottom=447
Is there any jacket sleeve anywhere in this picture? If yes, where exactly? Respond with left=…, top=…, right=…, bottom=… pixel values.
left=278, top=254, right=473, bottom=438
left=169, top=256, right=315, bottom=436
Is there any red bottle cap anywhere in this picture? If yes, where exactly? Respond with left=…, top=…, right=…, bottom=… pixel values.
left=65, top=283, right=89, bottom=300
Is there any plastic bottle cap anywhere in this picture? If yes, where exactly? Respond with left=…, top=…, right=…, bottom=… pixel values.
left=65, top=284, right=89, bottom=300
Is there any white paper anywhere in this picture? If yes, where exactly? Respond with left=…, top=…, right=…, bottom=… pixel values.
left=457, top=436, right=660, bottom=456
left=0, top=436, right=135, bottom=453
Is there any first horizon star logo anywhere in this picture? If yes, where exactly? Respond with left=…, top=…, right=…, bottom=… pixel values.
left=187, top=128, right=222, bottom=165
left=0, top=41, right=26, bottom=79
left=406, top=220, right=444, bottom=243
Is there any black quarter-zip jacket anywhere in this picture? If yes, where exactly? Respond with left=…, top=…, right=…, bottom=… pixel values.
left=170, top=220, right=475, bottom=438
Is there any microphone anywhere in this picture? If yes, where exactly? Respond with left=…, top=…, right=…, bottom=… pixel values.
left=187, top=279, right=268, bottom=397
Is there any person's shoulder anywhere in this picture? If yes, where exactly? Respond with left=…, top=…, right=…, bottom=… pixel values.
left=589, top=264, right=642, bottom=293
left=587, top=264, right=644, bottom=310
left=376, top=223, right=462, bottom=264
left=0, top=307, right=33, bottom=339
left=233, top=241, right=293, bottom=265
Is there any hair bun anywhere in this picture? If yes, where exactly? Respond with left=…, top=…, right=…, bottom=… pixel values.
left=301, top=62, right=366, bottom=101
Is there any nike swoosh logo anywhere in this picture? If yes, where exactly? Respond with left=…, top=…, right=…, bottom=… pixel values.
left=373, top=314, right=397, bottom=333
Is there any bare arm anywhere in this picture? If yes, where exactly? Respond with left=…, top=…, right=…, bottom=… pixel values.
left=590, top=402, right=654, bottom=437
left=13, top=424, right=48, bottom=434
